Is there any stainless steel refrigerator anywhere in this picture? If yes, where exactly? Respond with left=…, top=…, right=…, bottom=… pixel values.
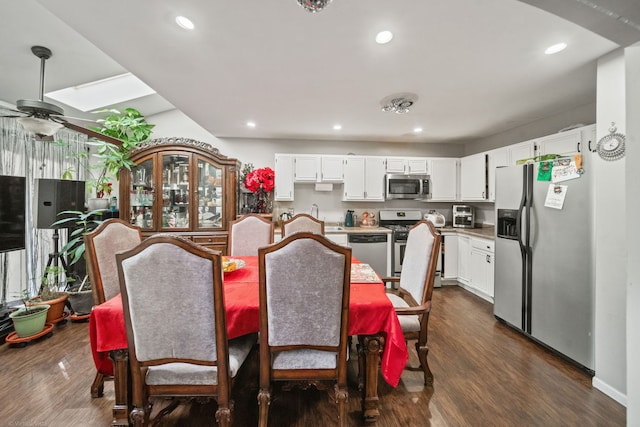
left=494, top=164, right=594, bottom=372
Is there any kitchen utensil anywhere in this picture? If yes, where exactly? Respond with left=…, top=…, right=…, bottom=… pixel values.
left=345, top=210, right=354, bottom=227
left=424, top=210, right=446, bottom=228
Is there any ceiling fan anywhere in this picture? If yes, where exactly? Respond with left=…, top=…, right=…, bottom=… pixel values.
left=0, top=45, right=123, bottom=146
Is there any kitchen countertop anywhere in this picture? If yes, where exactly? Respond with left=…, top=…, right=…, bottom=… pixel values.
left=439, top=225, right=495, bottom=240
left=274, top=225, right=391, bottom=235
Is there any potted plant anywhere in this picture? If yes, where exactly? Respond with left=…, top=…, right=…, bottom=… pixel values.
left=53, top=209, right=105, bottom=315
left=27, top=265, right=70, bottom=324
left=9, top=290, right=50, bottom=338
left=59, top=108, right=154, bottom=210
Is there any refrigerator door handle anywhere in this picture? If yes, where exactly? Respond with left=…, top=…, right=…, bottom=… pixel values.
left=516, top=166, right=528, bottom=330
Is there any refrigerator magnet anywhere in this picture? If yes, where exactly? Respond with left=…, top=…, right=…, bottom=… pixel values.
left=544, top=184, right=568, bottom=209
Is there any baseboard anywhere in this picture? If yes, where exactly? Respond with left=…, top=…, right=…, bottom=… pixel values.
left=592, top=376, right=627, bottom=406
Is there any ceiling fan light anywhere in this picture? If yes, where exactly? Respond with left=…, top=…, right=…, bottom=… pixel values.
left=297, top=0, right=332, bottom=13
left=17, top=117, right=64, bottom=137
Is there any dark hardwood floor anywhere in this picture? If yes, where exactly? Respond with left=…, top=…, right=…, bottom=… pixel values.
left=0, top=286, right=625, bottom=426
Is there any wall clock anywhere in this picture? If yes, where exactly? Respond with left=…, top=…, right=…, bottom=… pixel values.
left=596, top=122, right=626, bottom=161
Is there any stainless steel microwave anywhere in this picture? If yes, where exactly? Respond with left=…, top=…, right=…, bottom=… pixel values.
left=385, top=174, right=431, bottom=200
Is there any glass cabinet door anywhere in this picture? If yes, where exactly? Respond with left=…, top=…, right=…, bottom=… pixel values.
left=197, top=158, right=223, bottom=229
left=129, top=158, right=154, bottom=230
left=161, top=154, right=190, bottom=229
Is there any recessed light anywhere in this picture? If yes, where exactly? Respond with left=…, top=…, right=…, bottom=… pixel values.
left=545, top=42, right=567, bottom=55
left=413, top=127, right=423, bottom=133
left=176, top=16, right=195, bottom=30
left=333, top=124, right=342, bottom=130
left=246, top=121, right=256, bottom=128
left=375, top=31, right=393, bottom=44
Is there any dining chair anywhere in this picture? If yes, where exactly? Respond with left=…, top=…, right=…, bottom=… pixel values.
left=116, top=235, right=257, bottom=426
left=83, top=218, right=142, bottom=398
left=281, top=213, right=325, bottom=237
left=228, top=214, right=274, bottom=256
left=381, top=219, right=441, bottom=385
left=257, top=232, right=351, bottom=427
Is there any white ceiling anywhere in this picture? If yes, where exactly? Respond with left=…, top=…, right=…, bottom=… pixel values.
left=1, top=0, right=638, bottom=145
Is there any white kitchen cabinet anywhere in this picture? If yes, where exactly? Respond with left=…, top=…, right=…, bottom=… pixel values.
left=469, top=238, right=495, bottom=301
left=407, top=158, right=429, bottom=174
left=508, top=139, right=536, bottom=165
left=320, top=156, right=344, bottom=182
left=294, top=155, right=319, bottom=182
left=430, top=158, right=458, bottom=201
left=442, top=233, right=459, bottom=280
left=343, top=156, right=385, bottom=201
left=385, top=157, right=429, bottom=174
left=385, top=157, right=406, bottom=174
left=457, top=235, right=470, bottom=285
left=274, top=154, right=294, bottom=201
left=487, top=147, right=509, bottom=201
left=537, top=129, right=581, bottom=157
left=326, top=233, right=348, bottom=246
left=460, top=153, right=486, bottom=201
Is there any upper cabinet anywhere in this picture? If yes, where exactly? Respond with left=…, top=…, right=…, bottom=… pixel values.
left=460, top=153, right=487, bottom=201
left=293, top=156, right=318, bottom=182
left=343, top=156, right=385, bottom=201
left=274, top=154, right=294, bottom=201
left=507, top=139, right=536, bottom=165
left=487, top=147, right=509, bottom=201
left=430, top=158, right=458, bottom=201
left=119, top=137, right=239, bottom=253
left=319, top=156, right=344, bottom=182
left=292, top=155, right=344, bottom=183
left=537, top=128, right=581, bottom=157
left=385, top=157, right=429, bottom=174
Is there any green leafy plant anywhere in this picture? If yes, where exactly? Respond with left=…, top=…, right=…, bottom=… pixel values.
left=53, top=210, right=105, bottom=266
left=57, top=108, right=154, bottom=198
left=87, top=108, right=155, bottom=198
left=38, top=265, right=74, bottom=301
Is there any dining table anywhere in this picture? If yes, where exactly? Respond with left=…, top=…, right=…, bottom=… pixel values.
left=89, top=256, right=408, bottom=425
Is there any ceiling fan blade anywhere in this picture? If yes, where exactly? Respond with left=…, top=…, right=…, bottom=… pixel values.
left=0, top=114, right=27, bottom=119
left=58, top=119, right=124, bottom=146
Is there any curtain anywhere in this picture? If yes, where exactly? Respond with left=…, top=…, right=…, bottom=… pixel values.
left=0, top=117, right=88, bottom=305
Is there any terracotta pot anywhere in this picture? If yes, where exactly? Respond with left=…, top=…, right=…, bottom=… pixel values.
left=28, top=293, right=68, bottom=323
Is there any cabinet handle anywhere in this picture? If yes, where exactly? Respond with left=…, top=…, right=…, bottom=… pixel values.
left=486, top=254, right=490, bottom=263
left=577, top=141, right=581, bottom=153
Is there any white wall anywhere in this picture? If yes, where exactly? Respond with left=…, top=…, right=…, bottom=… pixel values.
left=592, top=49, right=627, bottom=404
left=625, top=43, right=640, bottom=426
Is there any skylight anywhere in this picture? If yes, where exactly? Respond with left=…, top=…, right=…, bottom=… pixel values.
left=46, top=73, right=156, bottom=112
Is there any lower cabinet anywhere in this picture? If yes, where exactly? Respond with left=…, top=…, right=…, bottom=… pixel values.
left=326, top=233, right=348, bottom=246
left=469, top=238, right=494, bottom=301
left=443, top=233, right=494, bottom=303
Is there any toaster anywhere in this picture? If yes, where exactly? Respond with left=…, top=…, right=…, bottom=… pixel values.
left=424, top=210, right=446, bottom=228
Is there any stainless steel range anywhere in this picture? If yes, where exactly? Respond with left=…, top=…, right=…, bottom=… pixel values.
left=379, top=208, right=442, bottom=287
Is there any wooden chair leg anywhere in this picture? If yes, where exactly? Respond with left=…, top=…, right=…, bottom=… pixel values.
left=335, top=384, right=348, bottom=427
left=215, top=405, right=232, bottom=427
left=257, top=388, right=271, bottom=427
left=415, top=341, right=433, bottom=385
left=90, top=371, right=105, bottom=398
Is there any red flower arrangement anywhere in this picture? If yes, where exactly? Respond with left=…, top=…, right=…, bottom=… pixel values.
left=244, top=167, right=275, bottom=194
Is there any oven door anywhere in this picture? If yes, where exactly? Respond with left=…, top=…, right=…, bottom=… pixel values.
left=394, top=239, right=407, bottom=276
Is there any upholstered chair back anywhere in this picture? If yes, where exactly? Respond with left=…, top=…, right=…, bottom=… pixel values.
left=399, top=221, right=437, bottom=305
left=264, top=237, right=346, bottom=351
left=229, top=214, right=274, bottom=256
left=84, top=219, right=142, bottom=304
left=258, top=232, right=352, bottom=426
left=281, top=213, right=325, bottom=237
left=118, top=238, right=220, bottom=363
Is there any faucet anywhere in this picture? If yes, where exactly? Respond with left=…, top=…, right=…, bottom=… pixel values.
left=310, top=203, right=319, bottom=219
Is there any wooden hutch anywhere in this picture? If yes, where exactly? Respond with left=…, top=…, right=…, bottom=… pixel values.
left=118, top=137, right=239, bottom=254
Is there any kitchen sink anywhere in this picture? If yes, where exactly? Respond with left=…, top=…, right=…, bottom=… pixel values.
left=324, top=226, right=345, bottom=232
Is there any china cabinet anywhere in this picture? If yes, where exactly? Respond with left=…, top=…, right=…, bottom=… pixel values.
left=119, top=137, right=239, bottom=254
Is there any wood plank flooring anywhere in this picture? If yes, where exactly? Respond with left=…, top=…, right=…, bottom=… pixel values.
left=0, top=286, right=625, bottom=426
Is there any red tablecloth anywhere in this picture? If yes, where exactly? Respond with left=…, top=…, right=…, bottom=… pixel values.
left=90, top=256, right=408, bottom=386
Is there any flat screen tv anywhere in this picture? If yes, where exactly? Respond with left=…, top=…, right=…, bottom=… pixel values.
left=0, top=175, right=26, bottom=253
